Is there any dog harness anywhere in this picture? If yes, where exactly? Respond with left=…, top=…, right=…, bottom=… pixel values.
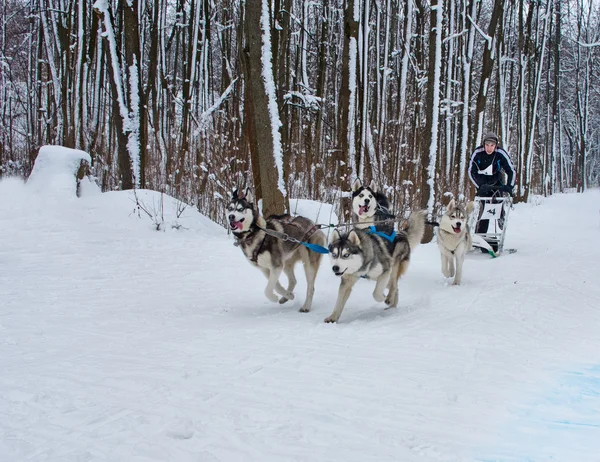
left=366, top=225, right=396, bottom=243
left=233, top=228, right=267, bottom=264
left=234, top=218, right=324, bottom=263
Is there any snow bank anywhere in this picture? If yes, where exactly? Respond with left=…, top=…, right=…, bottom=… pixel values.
left=16, top=145, right=223, bottom=236
left=27, top=145, right=91, bottom=198
left=289, top=198, right=338, bottom=227
left=91, top=188, right=226, bottom=236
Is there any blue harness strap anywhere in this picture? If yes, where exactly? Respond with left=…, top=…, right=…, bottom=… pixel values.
left=301, top=242, right=329, bottom=254
left=366, top=226, right=396, bottom=243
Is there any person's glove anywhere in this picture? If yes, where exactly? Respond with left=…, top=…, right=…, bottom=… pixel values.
left=500, top=184, right=513, bottom=194
left=478, top=184, right=492, bottom=194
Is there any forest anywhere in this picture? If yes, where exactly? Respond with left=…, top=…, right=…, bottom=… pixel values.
left=0, top=0, right=598, bottom=230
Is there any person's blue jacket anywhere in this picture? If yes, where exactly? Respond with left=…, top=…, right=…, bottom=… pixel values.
left=468, top=145, right=516, bottom=191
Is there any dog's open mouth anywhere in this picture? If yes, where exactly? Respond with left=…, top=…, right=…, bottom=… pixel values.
left=334, top=269, right=346, bottom=277
left=452, top=225, right=461, bottom=233
left=229, top=218, right=245, bottom=231
left=359, top=205, right=370, bottom=215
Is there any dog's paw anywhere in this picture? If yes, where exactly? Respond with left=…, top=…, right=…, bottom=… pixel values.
left=452, top=279, right=461, bottom=286
left=385, top=293, right=398, bottom=307
left=265, top=292, right=279, bottom=303
left=278, top=297, right=289, bottom=304
left=324, top=315, right=339, bottom=323
left=298, top=305, right=310, bottom=313
left=373, top=290, right=386, bottom=303
left=283, top=291, right=295, bottom=300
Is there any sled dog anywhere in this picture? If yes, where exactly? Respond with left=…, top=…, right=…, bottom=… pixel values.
left=437, top=199, right=474, bottom=285
left=325, top=210, right=426, bottom=323
left=351, top=179, right=395, bottom=236
left=227, top=188, right=326, bottom=312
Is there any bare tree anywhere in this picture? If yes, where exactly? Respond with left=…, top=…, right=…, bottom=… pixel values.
left=242, top=0, right=286, bottom=216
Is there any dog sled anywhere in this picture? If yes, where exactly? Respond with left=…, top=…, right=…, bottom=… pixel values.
left=471, top=186, right=516, bottom=257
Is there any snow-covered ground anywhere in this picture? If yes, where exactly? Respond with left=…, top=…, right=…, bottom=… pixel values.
left=1, top=156, right=600, bottom=461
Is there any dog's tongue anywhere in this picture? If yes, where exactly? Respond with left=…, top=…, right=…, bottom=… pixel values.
left=231, top=221, right=244, bottom=231
left=452, top=226, right=461, bottom=234
left=359, top=205, right=369, bottom=215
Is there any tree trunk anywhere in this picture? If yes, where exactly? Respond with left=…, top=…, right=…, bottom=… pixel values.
left=336, top=0, right=359, bottom=219
left=242, top=0, right=286, bottom=217
left=419, top=0, right=443, bottom=243
left=473, top=0, right=505, bottom=145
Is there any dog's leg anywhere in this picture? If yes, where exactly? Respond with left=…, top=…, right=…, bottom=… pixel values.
left=277, top=259, right=297, bottom=304
left=385, top=259, right=409, bottom=309
left=373, top=270, right=391, bottom=302
left=299, top=260, right=316, bottom=313
left=262, top=267, right=284, bottom=303
left=299, top=233, right=324, bottom=313
left=284, top=260, right=297, bottom=293
left=384, top=272, right=397, bottom=304
left=447, top=253, right=455, bottom=277
left=261, top=265, right=295, bottom=303
left=440, top=251, right=451, bottom=278
left=325, top=275, right=359, bottom=323
left=452, top=247, right=465, bottom=286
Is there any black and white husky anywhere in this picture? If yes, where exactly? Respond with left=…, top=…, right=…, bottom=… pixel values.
left=351, top=179, right=395, bottom=236
left=227, top=188, right=326, bottom=312
left=325, top=210, right=426, bottom=323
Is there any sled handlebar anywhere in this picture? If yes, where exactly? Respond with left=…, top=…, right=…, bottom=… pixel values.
left=477, top=185, right=513, bottom=197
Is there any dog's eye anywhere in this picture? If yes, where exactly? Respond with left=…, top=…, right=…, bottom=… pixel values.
left=342, top=253, right=350, bottom=259
left=451, top=215, right=456, bottom=219
left=227, top=205, right=234, bottom=211
left=236, top=206, right=244, bottom=212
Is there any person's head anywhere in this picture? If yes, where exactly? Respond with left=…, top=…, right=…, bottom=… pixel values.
left=482, top=132, right=499, bottom=155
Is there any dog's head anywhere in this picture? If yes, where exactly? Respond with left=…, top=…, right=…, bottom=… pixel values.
left=328, top=229, right=364, bottom=277
left=442, top=199, right=474, bottom=234
left=227, top=188, right=257, bottom=233
left=352, top=179, right=381, bottom=219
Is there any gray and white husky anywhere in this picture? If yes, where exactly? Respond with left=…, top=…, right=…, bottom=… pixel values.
left=325, top=210, right=426, bottom=323
left=227, top=188, right=326, bottom=312
left=351, top=179, right=395, bottom=236
left=437, top=199, right=474, bottom=285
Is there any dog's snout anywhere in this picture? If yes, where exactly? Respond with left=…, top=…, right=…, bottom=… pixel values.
left=332, top=265, right=339, bottom=273
left=456, top=221, right=461, bottom=227
left=363, top=198, right=370, bottom=204
left=228, top=214, right=235, bottom=221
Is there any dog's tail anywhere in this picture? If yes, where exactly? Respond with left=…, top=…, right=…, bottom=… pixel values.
left=405, top=210, right=427, bottom=250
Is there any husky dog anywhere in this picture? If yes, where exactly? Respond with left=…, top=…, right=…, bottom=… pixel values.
left=325, top=210, right=426, bottom=323
left=351, top=179, right=395, bottom=236
left=227, top=188, right=326, bottom=312
left=437, top=199, right=474, bottom=285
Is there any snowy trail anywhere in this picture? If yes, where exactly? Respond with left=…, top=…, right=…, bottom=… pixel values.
left=1, top=178, right=600, bottom=461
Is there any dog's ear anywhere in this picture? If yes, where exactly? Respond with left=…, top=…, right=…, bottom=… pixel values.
left=348, top=230, right=360, bottom=246
left=244, top=187, right=254, bottom=204
left=369, top=179, right=377, bottom=193
left=231, top=189, right=239, bottom=200
left=466, top=201, right=475, bottom=215
left=447, top=199, right=455, bottom=211
left=330, top=229, right=341, bottom=243
left=352, top=178, right=362, bottom=192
